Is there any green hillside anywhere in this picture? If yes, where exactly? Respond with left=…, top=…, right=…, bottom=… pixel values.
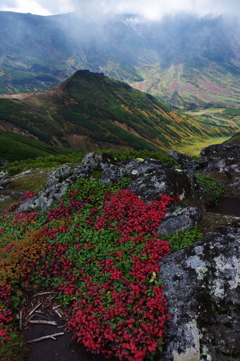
left=0, top=129, right=79, bottom=162
left=0, top=70, right=234, bottom=157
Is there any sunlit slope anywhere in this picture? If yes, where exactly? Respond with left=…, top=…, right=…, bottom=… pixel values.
left=131, top=63, right=240, bottom=109
left=0, top=70, right=232, bottom=153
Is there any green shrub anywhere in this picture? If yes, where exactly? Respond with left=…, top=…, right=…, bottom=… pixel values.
left=4, top=153, right=83, bottom=176
left=163, top=227, right=204, bottom=252
left=0, top=333, right=29, bottom=361
left=195, top=173, right=224, bottom=206
left=94, top=148, right=176, bottom=164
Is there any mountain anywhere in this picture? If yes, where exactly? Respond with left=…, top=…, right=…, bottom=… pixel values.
left=0, top=70, right=233, bottom=156
left=0, top=12, right=240, bottom=109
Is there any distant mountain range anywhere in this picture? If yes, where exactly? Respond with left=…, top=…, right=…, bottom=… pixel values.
left=0, top=11, right=240, bottom=109
left=0, top=70, right=233, bottom=158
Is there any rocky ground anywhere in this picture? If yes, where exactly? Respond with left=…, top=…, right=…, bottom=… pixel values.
left=2, top=141, right=240, bottom=361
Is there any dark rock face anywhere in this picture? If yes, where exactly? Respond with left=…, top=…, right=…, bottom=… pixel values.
left=159, top=227, right=240, bottom=361
left=169, top=150, right=200, bottom=171
left=200, top=142, right=240, bottom=177
left=200, top=142, right=240, bottom=157
left=157, top=206, right=202, bottom=235
left=126, top=166, right=198, bottom=203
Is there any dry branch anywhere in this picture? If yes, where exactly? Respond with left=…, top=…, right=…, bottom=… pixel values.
left=33, top=291, right=57, bottom=297
left=29, top=320, right=57, bottom=325
left=27, top=302, right=42, bottom=317
left=27, top=332, right=64, bottom=343
left=19, top=310, right=23, bottom=330
left=23, top=314, right=35, bottom=328
left=53, top=309, right=62, bottom=318
left=23, top=302, right=42, bottom=327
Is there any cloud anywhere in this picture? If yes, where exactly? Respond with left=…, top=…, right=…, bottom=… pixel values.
left=0, top=0, right=51, bottom=15
left=0, top=0, right=239, bottom=19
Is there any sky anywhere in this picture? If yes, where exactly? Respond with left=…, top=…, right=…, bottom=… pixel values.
left=0, top=0, right=239, bottom=20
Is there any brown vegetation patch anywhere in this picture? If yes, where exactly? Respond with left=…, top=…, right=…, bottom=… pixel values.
left=0, top=120, right=38, bottom=139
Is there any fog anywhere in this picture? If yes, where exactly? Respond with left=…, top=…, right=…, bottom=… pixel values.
left=0, top=0, right=239, bottom=20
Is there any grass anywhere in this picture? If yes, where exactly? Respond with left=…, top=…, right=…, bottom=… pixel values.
left=174, top=136, right=231, bottom=157
left=195, top=173, right=224, bottom=207
left=224, top=132, right=240, bottom=144
left=93, top=148, right=176, bottom=164
left=164, top=227, right=204, bottom=252
left=0, top=168, right=51, bottom=212
left=0, top=129, right=80, bottom=163
left=3, top=153, right=83, bottom=176
left=0, top=334, right=29, bottom=361
left=223, top=108, right=240, bottom=117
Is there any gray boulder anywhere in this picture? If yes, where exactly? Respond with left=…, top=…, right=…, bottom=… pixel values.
left=98, top=157, right=201, bottom=202
left=159, top=227, right=240, bottom=361
left=100, top=158, right=170, bottom=184
left=200, top=142, right=240, bottom=176
left=126, top=165, right=201, bottom=203
left=226, top=163, right=240, bottom=184
left=200, top=142, right=240, bottom=157
left=170, top=150, right=200, bottom=171
left=202, top=158, right=229, bottom=174
left=17, top=164, right=91, bottom=212
left=157, top=206, right=202, bottom=235
left=82, top=152, right=116, bottom=171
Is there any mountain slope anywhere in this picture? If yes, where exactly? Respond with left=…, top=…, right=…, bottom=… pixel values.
left=131, top=16, right=240, bottom=108
left=1, top=12, right=240, bottom=108
left=0, top=128, right=78, bottom=162
left=0, top=70, right=233, bottom=154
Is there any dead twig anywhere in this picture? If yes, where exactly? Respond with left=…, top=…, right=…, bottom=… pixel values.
left=27, top=302, right=42, bottom=318
left=29, top=320, right=57, bottom=326
left=23, top=302, right=42, bottom=327
left=23, top=314, right=35, bottom=328
left=32, top=291, right=57, bottom=297
left=52, top=305, right=61, bottom=310
left=27, top=332, right=64, bottom=343
left=53, top=309, right=62, bottom=318
left=19, top=310, right=23, bottom=330
left=57, top=323, right=68, bottom=329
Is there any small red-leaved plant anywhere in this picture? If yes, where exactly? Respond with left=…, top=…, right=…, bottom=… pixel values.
left=0, top=178, right=179, bottom=360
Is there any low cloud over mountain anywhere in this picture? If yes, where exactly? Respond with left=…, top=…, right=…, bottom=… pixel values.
left=1, top=0, right=240, bottom=19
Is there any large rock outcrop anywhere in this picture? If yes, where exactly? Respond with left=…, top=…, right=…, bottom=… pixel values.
left=17, top=152, right=201, bottom=212
left=159, top=226, right=240, bottom=361
left=200, top=142, right=240, bottom=179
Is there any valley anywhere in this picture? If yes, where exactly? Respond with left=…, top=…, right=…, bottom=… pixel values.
left=173, top=135, right=231, bottom=157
